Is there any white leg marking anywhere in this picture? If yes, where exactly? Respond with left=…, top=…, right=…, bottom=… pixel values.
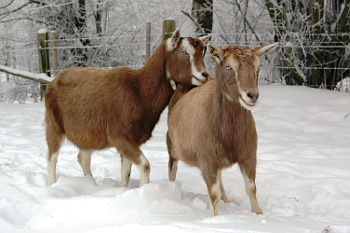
left=47, top=151, right=58, bottom=185
left=135, top=152, right=150, bottom=186
left=168, top=160, right=178, bottom=181
left=121, top=157, right=132, bottom=187
left=242, top=170, right=263, bottom=214
left=219, top=171, right=230, bottom=203
left=78, top=149, right=93, bottom=176
left=209, top=172, right=222, bottom=217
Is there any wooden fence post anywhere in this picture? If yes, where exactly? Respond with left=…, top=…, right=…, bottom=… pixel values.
left=145, top=22, right=151, bottom=62
left=51, top=31, right=59, bottom=76
left=162, top=19, right=176, bottom=41
left=37, top=29, right=51, bottom=100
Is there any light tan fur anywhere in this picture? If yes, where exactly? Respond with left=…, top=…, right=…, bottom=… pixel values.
left=167, top=42, right=278, bottom=216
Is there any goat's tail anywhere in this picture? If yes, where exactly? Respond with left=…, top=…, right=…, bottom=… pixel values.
left=44, top=84, right=65, bottom=138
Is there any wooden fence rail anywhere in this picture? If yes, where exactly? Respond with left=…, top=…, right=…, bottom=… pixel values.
left=0, top=65, right=51, bottom=84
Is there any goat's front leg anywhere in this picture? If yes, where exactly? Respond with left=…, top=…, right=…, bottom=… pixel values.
left=239, top=163, right=263, bottom=214
left=115, top=137, right=150, bottom=187
left=203, top=168, right=222, bottom=217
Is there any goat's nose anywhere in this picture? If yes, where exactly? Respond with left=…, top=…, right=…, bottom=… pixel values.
left=247, top=90, right=259, bottom=102
left=202, top=71, right=209, bottom=79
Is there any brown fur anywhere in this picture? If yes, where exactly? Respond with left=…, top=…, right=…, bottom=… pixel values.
left=167, top=42, right=278, bottom=216
left=45, top=30, right=210, bottom=186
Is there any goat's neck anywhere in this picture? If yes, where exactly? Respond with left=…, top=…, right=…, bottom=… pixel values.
left=213, top=84, right=251, bottom=135
left=138, top=41, right=174, bottom=109
left=212, top=87, right=254, bottom=159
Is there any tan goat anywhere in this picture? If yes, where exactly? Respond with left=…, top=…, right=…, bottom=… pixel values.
left=44, top=29, right=210, bottom=186
left=167, top=42, right=278, bottom=216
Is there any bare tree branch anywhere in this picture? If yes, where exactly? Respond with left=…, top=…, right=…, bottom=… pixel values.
left=0, top=0, right=15, bottom=10
left=181, top=10, right=205, bottom=35
left=0, top=0, right=45, bottom=17
left=234, top=0, right=261, bottom=44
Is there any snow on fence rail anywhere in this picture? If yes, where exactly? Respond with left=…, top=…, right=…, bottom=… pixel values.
left=0, top=65, right=52, bottom=84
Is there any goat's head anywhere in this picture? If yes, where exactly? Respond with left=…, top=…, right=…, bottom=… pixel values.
left=208, top=42, right=278, bottom=110
left=166, top=29, right=210, bottom=87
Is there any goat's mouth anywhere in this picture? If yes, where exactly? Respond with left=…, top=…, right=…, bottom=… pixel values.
left=196, top=76, right=207, bottom=84
left=239, top=96, right=256, bottom=110
left=192, top=76, right=208, bottom=86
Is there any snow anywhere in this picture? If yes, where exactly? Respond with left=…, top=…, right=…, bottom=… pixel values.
left=0, top=85, right=349, bottom=233
left=0, top=65, right=52, bottom=84
left=181, top=20, right=197, bottom=38
left=336, top=77, right=350, bottom=92
left=37, top=28, right=49, bottom=34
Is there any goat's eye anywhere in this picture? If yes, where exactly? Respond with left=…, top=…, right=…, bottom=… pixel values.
left=225, top=65, right=232, bottom=70
left=181, top=51, right=187, bottom=55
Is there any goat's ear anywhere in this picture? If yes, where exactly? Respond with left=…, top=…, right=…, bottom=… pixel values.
left=208, top=43, right=223, bottom=63
left=171, top=29, right=181, bottom=48
left=254, top=42, right=279, bottom=57
left=198, top=34, right=211, bottom=44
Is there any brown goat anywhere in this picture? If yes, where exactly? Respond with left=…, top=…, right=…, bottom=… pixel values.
left=167, top=42, right=278, bottom=216
left=44, top=29, right=210, bottom=186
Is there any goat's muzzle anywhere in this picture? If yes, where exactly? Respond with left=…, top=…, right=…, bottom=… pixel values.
left=240, top=89, right=259, bottom=110
left=247, top=90, right=259, bottom=102
left=192, top=71, right=209, bottom=86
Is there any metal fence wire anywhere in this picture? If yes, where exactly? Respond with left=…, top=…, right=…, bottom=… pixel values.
left=0, top=29, right=349, bottom=104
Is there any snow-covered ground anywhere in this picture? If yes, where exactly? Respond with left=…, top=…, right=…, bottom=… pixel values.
left=0, top=85, right=349, bottom=233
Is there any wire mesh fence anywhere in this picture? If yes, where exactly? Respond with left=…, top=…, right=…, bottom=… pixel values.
left=0, top=29, right=349, bottom=103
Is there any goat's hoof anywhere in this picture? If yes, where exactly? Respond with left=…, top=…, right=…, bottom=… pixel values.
left=255, top=210, right=263, bottom=215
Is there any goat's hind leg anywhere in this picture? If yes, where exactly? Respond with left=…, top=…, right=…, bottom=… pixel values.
left=219, top=172, right=230, bottom=203
left=239, top=163, right=263, bottom=214
left=168, top=155, right=178, bottom=181
left=47, top=150, right=59, bottom=185
left=45, top=123, right=64, bottom=186
left=166, top=132, right=178, bottom=181
left=77, top=149, right=93, bottom=177
left=121, top=156, right=132, bottom=187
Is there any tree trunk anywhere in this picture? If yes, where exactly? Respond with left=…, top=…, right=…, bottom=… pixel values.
left=73, top=0, right=89, bottom=66
left=94, top=0, right=103, bottom=35
left=308, top=0, right=325, bottom=87
left=191, top=0, right=213, bottom=35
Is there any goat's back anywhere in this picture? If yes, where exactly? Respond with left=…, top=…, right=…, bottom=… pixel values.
left=45, top=67, right=145, bottom=150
